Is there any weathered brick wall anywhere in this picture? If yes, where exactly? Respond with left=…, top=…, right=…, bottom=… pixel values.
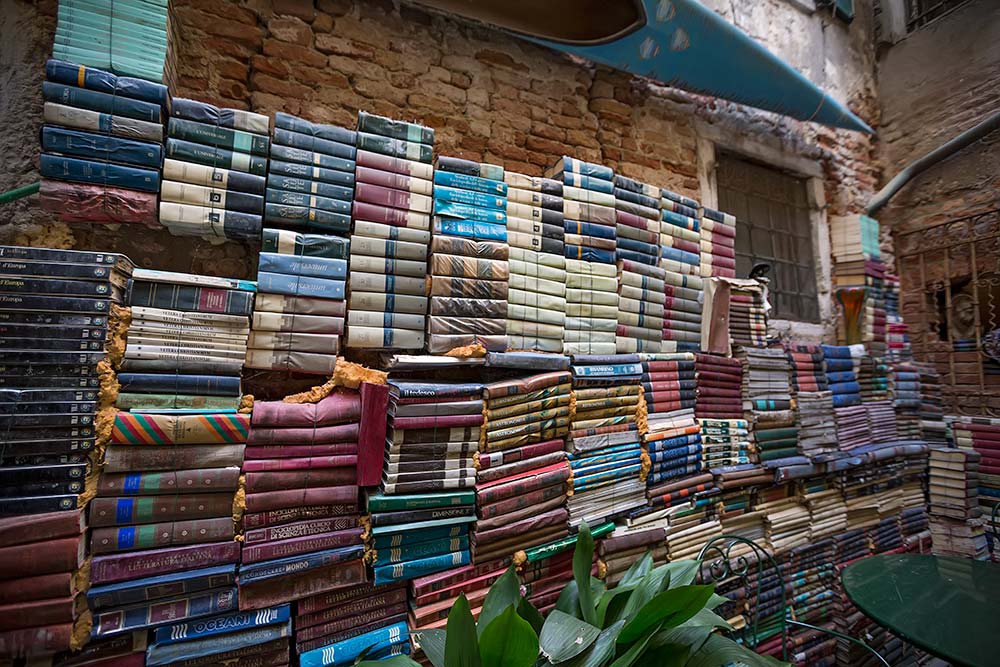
left=0, top=0, right=879, bottom=291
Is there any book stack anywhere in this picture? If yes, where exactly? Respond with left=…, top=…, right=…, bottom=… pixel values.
left=39, top=59, right=166, bottom=225
left=795, top=392, right=837, bottom=459
left=514, top=525, right=612, bottom=614
left=503, top=173, right=567, bottom=352
left=868, top=515, right=904, bottom=554
left=612, top=175, right=663, bottom=353
left=952, top=417, right=1000, bottom=512
left=916, top=362, right=948, bottom=445
left=664, top=506, right=721, bottom=561
left=857, top=355, right=890, bottom=402
left=699, top=206, right=737, bottom=279
left=548, top=157, right=618, bottom=355
left=864, top=399, right=898, bottom=444
left=565, top=355, right=647, bottom=527
left=823, top=344, right=868, bottom=450
left=365, top=380, right=481, bottom=585
left=760, top=494, right=810, bottom=553
left=729, top=280, right=768, bottom=347
left=598, top=526, right=667, bottom=586
left=145, top=604, right=292, bottom=667
left=476, top=372, right=572, bottom=563
left=0, top=246, right=132, bottom=517
left=0, top=512, right=89, bottom=659
left=890, top=361, right=923, bottom=438
left=346, top=112, right=435, bottom=350
left=900, top=506, right=931, bottom=551
left=738, top=347, right=798, bottom=463
left=695, top=353, right=743, bottom=419
left=928, top=448, right=986, bottom=558
left=53, top=0, right=175, bottom=82
left=804, top=483, right=848, bottom=539
left=646, top=471, right=717, bottom=514
left=239, top=393, right=367, bottom=621
left=786, top=343, right=829, bottom=393
left=659, top=190, right=703, bottom=353
left=783, top=540, right=837, bottom=639
left=641, top=353, right=701, bottom=491
left=428, top=157, right=510, bottom=353
left=159, top=100, right=269, bottom=241
left=408, top=560, right=510, bottom=632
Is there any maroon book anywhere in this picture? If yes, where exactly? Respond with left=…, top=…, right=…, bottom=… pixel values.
left=355, top=165, right=425, bottom=192
left=243, top=455, right=357, bottom=472
left=358, top=382, right=390, bottom=487
left=245, top=443, right=358, bottom=459
left=295, top=613, right=408, bottom=654
left=0, top=535, right=83, bottom=579
left=244, top=486, right=359, bottom=513
left=391, top=413, right=484, bottom=430
left=240, top=527, right=364, bottom=564
left=243, top=516, right=359, bottom=544
left=477, top=439, right=565, bottom=470
left=89, top=541, right=239, bottom=585
left=242, top=504, right=358, bottom=531
left=478, top=483, right=566, bottom=520
left=0, top=623, right=74, bottom=658
left=0, top=572, right=75, bottom=604
left=297, top=587, right=408, bottom=630
left=246, top=423, right=359, bottom=446
left=356, top=149, right=424, bottom=177
left=251, top=392, right=360, bottom=428
left=0, top=596, right=76, bottom=631
left=244, top=469, right=357, bottom=493
left=0, top=511, right=85, bottom=548
left=237, top=559, right=367, bottom=610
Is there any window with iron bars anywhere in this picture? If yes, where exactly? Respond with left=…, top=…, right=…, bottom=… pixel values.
left=906, top=0, right=974, bottom=32
left=716, top=152, right=820, bottom=323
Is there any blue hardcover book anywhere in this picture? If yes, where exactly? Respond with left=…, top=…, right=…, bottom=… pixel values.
left=146, top=621, right=292, bottom=666
left=116, top=373, right=242, bottom=396
left=432, top=185, right=506, bottom=210
left=820, top=345, right=853, bottom=359
left=831, top=393, right=862, bottom=408
left=485, top=351, right=570, bottom=370
left=264, top=202, right=351, bottom=234
left=565, top=244, right=615, bottom=264
left=572, top=465, right=643, bottom=492
left=616, top=236, right=660, bottom=257
left=166, top=138, right=268, bottom=176
left=274, top=112, right=356, bottom=145
left=42, top=81, right=162, bottom=123
left=571, top=362, right=643, bottom=377
left=258, top=252, right=347, bottom=280
left=660, top=246, right=699, bottom=266
left=45, top=59, right=169, bottom=106
left=371, top=524, right=469, bottom=551
left=433, top=200, right=506, bottom=224
left=433, top=170, right=507, bottom=196
left=87, top=565, right=237, bottom=611
left=369, top=514, right=476, bottom=537
left=373, top=551, right=470, bottom=585
left=560, top=172, right=614, bottom=194
left=556, top=157, right=614, bottom=181
left=647, top=466, right=702, bottom=485
left=265, top=187, right=351, bottom=215
left=828, top=381, right=861, bottom=395
left=152, top=604, right=290, bottom=645
left=569, top=451, right=641, bottom=472
left=648, top=434, right=701, bottom=452
left=564, top=220, right=616, bottom=239
left=388, top=380, right=484, bottom=399
left=826, top=371, right=857, bottom=384
left=171, top=98, right=268, bottom=134
left=823, top=359, right=854, bottom=373
left=661, top=189, right=700, bottom=209
left=378, top=534, right=469, bottom=564
left=661, top=210, right=699, bottom=232
left=433, top=219, right=506, bottom=242
left=567, top=442, right=643, bottom=460
left=266, top=175, right=354, bottom=201
left=256, top=271, right=346, bottom=300
left=649, top=456, right=701, bottom=473
left=92, top=587, right=238, bottom=637
left=236, top=545, right=363, bottom=586
left=40, top=154, right=159, bottom=192
left=273, top=128, right=356, bottom=161
left=269, top=147, right=356, bottom=178
left=41, top=126, right=163, bottom=168
left=616, top=248, right=659, bottom=266
left=613, top=187, right=659, bottom=209
left=649, top=445, right=702, bottom=462
left=299, top=621, right=409, bottom=667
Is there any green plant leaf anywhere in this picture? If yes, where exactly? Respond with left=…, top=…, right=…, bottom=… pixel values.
left=444, top=595, right=482, bottom=667
left=538, top=609, right=600, bottom=663
left=681, top=608, right=731, bottom=630
left=573, top=522, right=598, bottom=626
left=637, top=643, right=690, bottom=667
left=518, top=597, right=546, bottom=635
left=478, top=567, right=522, bottom=638
left=649, top=625, right=715, bottom=656
left=618, top=551, right=654, bottom=588
left=684, top=633, right=791, bottom=667
left=479, top=606, right=540, bottom=667
left=608, top=622, right=663, bottom=667
left=561, top=619, right=626, bottom=667
left=617, top=585, right=715, bottom=644
left=705, top=593, right=729, bottom=610
left=555, top=580, right=580, bottom=617
left=416, top=628, right=447, bottom=667
left=615, top=566, right=671, bottom=626
left=661, top=560, right=700, bottom=588
left=356, top=657, right=422, bottom=667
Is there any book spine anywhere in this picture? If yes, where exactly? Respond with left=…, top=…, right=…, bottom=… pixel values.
left=0, top=572, right=74, bottom=604
left=90, top=542, right=241, bottom=585
left=240, top=504, right=358, bottom=530
left=258, top=252, right=347, bottom=280
left=41, top=126, right=162, bottom=168
left=153, top=604, right=290, bottom=645
left=268, top=154, right=355, bottom=186
left=116, top=373, right=241, bottom=396
left=275, top=112, right=356, bottom=144
left=299, top=621, right=408, bottom=667
left=0, top=623, right=73, bottom=657
left=372, top=552, right=470, bottom=586
left=162, top=158, right=266, bottom=195
left=90, top=518, right=235, bottom=554
left=145, top=622, right=292, bottom=667
left=266, top=187, right=352, bottom=214
left=273, top=128, right=356, bottom=161
left=93, top=587, right=238, bottom=638
left=243, top=487, right=359, bottom=513
left=42, top=81, right=161, bottom=122
left=262, top=228, right=350, bottom=259
left=171, top=98, right=270, bottom=134
left=240, top=528, right=363, bottom=564
left=166, top=138, right=267, bottom=176
left=254, top=272, right=344, bottom=300
left=0, top=536, right=81, bottom=578
left=40, top=154, right=159, bottom=192
left=243, top=516, right=359, bottom=544
left=127, top=281, right=254, bottom=315
left=169, top=117, right=269, bottom=156
left=244, top=468, right=356, bottom=493
left=236, top=561, right=366, bottom=611
left=358, top=111, right=434, bottom=144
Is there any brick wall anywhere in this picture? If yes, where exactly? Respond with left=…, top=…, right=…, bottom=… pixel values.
left=0, top=0, right=879, bottom=298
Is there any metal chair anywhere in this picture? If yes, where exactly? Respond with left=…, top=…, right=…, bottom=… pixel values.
left=989, top=503, right=1000, bottom=562
left=697, top=535, right=891, bottom=666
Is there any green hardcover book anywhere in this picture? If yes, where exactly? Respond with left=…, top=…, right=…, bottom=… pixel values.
left=357, top=111, right=434, bottom=145
left=356, top=132, right=434, bottom=164
left=116, top=392, right=242, bottom=411
left=366, top=491, right=475, bottom=512
left=169, top=118, right=270, bottom=156
left=522, top=522, right=615, bottom=563
left=166, top=138, right=268, bottom=176
left=261, top=228, right=350, bottom=260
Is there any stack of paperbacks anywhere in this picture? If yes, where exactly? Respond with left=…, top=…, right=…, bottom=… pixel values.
left=822, top=344, right=868, bottom=450
left=366, top=380, right=479, bottom=588
left=39, top=60, right=166, bottom=225
left=915, top=362, right=948, bottom=445
left=785, top=343, right=836, bottom=458
left=928, top=447, right=988, bottom=558
left=659, top=190, right=703, bottom=353
left=739, top=346, right=799, bottom=465
left=664, top=499, right=720, bottom=562
left=757, top=486, right=809, bottom=554
left=503, top=172, right=567, bottom=353
left=428, top=157, right=509, bottom=353
left=695, top=353, right=748, bottom=468
left=612, top=174, right=663, bottom=353
left=885, top=272, right=910, bottom=362
left=565, top=355, right=646, bottom=527
left=346, top=112, right=435, bottom=350
left=699, top=206, right=737, bottom=279
left=641, top=353, right=701, bottom=495
left=159, top=101, right=269, bottom=242
left=804, top=478, right=848, bottom=540
left=889, top=361, right=922, bottom=438
left=728, top=281, right=768, bottom=347
left=548, top=157, right=619, bottom=356
left=953, top=416, right=1000, bottom=513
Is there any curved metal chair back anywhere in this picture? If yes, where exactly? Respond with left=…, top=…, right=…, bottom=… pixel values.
left=990, top=503, right=1000, bottom=562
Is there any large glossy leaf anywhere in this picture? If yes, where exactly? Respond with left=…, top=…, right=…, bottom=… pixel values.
left=561, top=619, right=626, bottom=667
left=554, top=580, right=580, bottom=617
left=518, top=597, right=545, bottom=635
left=614, top=566, right=671, bottom=626
left=607, top=622, right=663, bottom=667
left=648, top=625, right=716, bottom=656
left=705, top=593, right=729, bottom=610
left=417, top=628, right=447, bottom=667
left=636, top=642, right=690, bottom=667
left=595, top=551, right=653, bottom=627
left=478, top=567, right=522, bottom=638
left=684, top=634, right=791, bottom=667
left=661, top=561, right=700, bottom=588
left=681, top=608, right=731, bottom=630
left=573, top=522, right=598, bottom=626
left=538, top=610, right=600, bottom=663
left=479, top=606, right=540, bottom=667
left=618, top=551, right=654, bottom=588
left=617, top=585, right=715, bottom=644
left=445, top=595, right=482, bottom=667
left=356, top=657, right=422, bottom=667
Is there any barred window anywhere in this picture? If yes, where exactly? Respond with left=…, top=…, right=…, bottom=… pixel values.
left=716, top=152, right=820, bottom=323
left=905, top=0, right=973, bottom=32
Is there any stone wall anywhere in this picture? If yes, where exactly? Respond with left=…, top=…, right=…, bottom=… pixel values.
left=0, top=0, right=880, bottom=333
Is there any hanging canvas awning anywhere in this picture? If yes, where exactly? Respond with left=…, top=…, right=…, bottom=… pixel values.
left=410, top=0, right=873, bottom=134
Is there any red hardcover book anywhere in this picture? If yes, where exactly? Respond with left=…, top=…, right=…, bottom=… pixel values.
left=243, top=515, right=359, bottom=544
left=241, top=504, right=357, bottom=531
left=244, top=468, right=357, bottom=493
left=237, top=559, right=367, bottom=610
left=0, top=571, right=76, bottom=604
left=89, top=541, right=239, bottom=585
left=98, top=468, right=241, bottom=496
left=0, top=623, right=73, bottom=657
left=478, top=483, right=566, bottom=520
left=477, top=439, right=565, bottom=470
left=90, top=518, right=235, bottom=555
left=297, top=581, right=383, bottom=616
left=244, top=486, right=359, bottom=513
left=240, top=527, right=364, bottom=564
left=358, top=382, right=390, bottom=487
left=0, top=596, right=78, bottom=631
left=246, top=423, right=359, bottom=446
left=352, top=201, right=427, bottom=228
left=242, top=455, right=357, bottom=472
left=244, top=442, right=358, bottom=459
left=0, top=536, right=83, bottom=579
left=297, top=587, right=408, bottom=630
left=295, top=613, right=408, bottom=654
left=412, top=567, right=507, bottom=607
left=355, top=182, right=424, bottom=212
left=356, top=149, right=424, bottom=177
left=88, top=494, right=235, bottom=528
left=0, top=511, right=85, bottom=548
left=409, top=557, right=510, bottom=598
left=251, top=392, right=361, bottom=428
left=475, top=463, right=571, bottom=505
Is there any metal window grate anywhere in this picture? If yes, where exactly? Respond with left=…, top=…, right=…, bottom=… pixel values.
left=906, top=0, right=973, bottom=32
left=716, top=153, right=819, bottom=323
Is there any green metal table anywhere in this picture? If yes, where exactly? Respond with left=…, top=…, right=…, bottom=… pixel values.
left=841, top=553, right=1000, bottom=667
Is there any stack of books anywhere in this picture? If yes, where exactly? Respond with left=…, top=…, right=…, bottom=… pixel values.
left=729, top=281, right=768, bottom=347
left=952, top=416, right=1000, bottom=512
left=804, top=482, right=848, bottom=539
left=642, top=353, right=701, bottom=491
left=598, top=525, right=667, bottom=586
left=699, top=206, right=737, bottom=279
left=612, top=174, right=663, bottom=353
left=890, top=361, right=923, bottom=438
left=664, top=505, right=721, bottom=561
left=503, top=173, right=567, bottom=352
left=428, top=157, right=509, bottom=353
left=916, top=362, right=948, bottom=445
left=296, top=583, right=411, bottom=662
left=659, top=190, right=703, bottom=352
left=739, top=346, right=798, bottom=463
left=549, top=157, right=618, bottom=355
left=159, top=100, right=269, bottom=241
left=39, top=60, right=166, bottom=225
left=928, top=447, right=986, bottom=558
